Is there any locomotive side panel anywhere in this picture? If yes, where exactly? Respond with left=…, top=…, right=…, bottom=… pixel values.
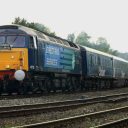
left=37, top=41, right=81, bottom=75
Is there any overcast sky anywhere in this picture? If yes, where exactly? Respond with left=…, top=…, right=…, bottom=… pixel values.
left=0, top=0, right=128, bottom=52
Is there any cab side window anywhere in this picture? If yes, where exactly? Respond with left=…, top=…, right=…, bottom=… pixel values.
left=29, top=36, right=34, bottom=48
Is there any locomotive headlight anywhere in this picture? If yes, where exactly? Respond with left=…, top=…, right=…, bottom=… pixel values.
left=14, top=70, right=25, bottom=81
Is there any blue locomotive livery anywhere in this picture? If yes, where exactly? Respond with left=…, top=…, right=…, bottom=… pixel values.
left=0, top=24, right=128, bottom=94
left=44, top=45, right=60, bottom=68
left=44, top=44, right=75, bottom=71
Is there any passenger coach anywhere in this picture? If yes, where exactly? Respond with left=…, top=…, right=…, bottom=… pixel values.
left=80, top=46, right=113, bottom=89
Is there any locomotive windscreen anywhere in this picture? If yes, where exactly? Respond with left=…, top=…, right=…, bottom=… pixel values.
left=0, top=35, right=26, bottom=48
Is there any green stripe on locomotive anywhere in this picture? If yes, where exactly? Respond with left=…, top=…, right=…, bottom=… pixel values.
left=43, top=43, right=80, bottom=74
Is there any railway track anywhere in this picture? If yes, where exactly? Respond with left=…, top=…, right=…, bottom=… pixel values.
left=0, top=87, right=128, bottom=100
left=13, top=105, right=128, bottom=128
left=0, top=93, right=58, bottom=100
left=94, top=117, right=128, bottom=128
left=0, top=92, right=128, bottom=118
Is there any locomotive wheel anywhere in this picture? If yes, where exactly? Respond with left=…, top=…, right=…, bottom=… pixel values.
left=98, top=80, right=101, bottom=90
left=38, top=81, right=44, bottom=93
left=80, top=79, right=85, bottom=91
left=7, top=80, right=15, bottom=95
left=17, top=82, right=24, bottom=95
left=107, top=80, right=111, bottom=89
left=30, top=81, right=40, bottom=94
left=20, top=81, right=33, bottom=95
left=51, top=79, right=56, bottom=93
left=66, top=77, right=73, bottom=91
left=22, top=85, right=28, bottom=95
left=124, top=79, right=128, bottom=87
left=71, top=77, right=76, bottom=91
left=0, top=81, right=3, bottom=95
left=61, top=79, right=66, bottom=92
left=46, top=79, right=52, bottom=93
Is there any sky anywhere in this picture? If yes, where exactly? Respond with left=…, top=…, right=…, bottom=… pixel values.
left=0, top=0, right=128, bottom=52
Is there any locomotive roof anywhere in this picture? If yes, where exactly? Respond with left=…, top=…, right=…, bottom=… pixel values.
left=0, top=24, right=79, bottom=49
left=82, top=46, right=128, bottom=63
left=0, top=25, right=128, bottom=63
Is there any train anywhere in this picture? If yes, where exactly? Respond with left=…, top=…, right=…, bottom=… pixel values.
left=0, top=25, right=128, bottom=94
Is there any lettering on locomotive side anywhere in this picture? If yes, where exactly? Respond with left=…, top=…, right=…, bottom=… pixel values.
left=44, top=44, right=76, bottom=70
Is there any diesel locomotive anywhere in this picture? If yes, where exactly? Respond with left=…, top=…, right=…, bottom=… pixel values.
left=0, top=25, right=128, bottom=94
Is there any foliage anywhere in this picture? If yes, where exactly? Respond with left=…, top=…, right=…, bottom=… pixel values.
left=118, top=52, right=128, bottom=60
left=67, top=32, right=119, bottom=56
left=95, top=37, right=110, bottom=53
left=75, top=32, right=91, bottom=47
left=12, top=17, right=56, bottom=35
left=109, top=49, right=119, bottom=56
left=67, top=33, right=75, bottom=42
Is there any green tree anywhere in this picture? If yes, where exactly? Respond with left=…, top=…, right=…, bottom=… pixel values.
left=13, top=17, right=20, bottom=24
left=75, top=32, right=91, bottom=47
left=118, top=52, right=128, bottom=60
left=109, top=49, right=118, bottom=56
left=67, top=33, right=75, bottom=42
left=33, top=23, right=51, bottom=34
left=12, top=17, right=56, bottom=35
left=95, top=37, right=110, bottom=52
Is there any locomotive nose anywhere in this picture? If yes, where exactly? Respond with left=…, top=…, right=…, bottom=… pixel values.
left=14, top=70, right=25, bottom=81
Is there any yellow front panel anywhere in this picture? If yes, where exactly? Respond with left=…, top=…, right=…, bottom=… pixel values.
left=0, top=48, right=28, bottom=71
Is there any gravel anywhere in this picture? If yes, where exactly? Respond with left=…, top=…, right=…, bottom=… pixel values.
left=1, top=100, right=128, bottom=127
left=0, top=87, right=128, bottom=107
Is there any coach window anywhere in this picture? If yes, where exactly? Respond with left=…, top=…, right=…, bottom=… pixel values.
left=29, top=36, right=34, bottom=48
left=98, top=56, right=100, bottom=65
left=89, top=54, right=92, bottom=65
left=90, top=54, right=94, bottom=66
left=95, top=56, right=97, bottom=65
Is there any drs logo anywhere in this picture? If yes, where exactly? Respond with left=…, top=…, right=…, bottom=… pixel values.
left=44, top=45, right=60, bottom=68
left=44, top=44, right=75, bottom=70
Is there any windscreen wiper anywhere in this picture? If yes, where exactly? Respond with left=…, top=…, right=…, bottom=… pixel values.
left=0, top=43, right=12, bottom=50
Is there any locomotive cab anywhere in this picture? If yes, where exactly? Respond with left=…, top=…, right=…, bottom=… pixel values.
left=0, top=25, right=30, bottom=95
left=0, top=35, right=28, bottom=81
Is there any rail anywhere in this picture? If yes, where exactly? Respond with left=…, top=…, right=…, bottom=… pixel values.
left=0, top=93, right=128, bottom=118
left=13, top=105, right=128, bottom=128
left=94, top=117, right=128, bottom=128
